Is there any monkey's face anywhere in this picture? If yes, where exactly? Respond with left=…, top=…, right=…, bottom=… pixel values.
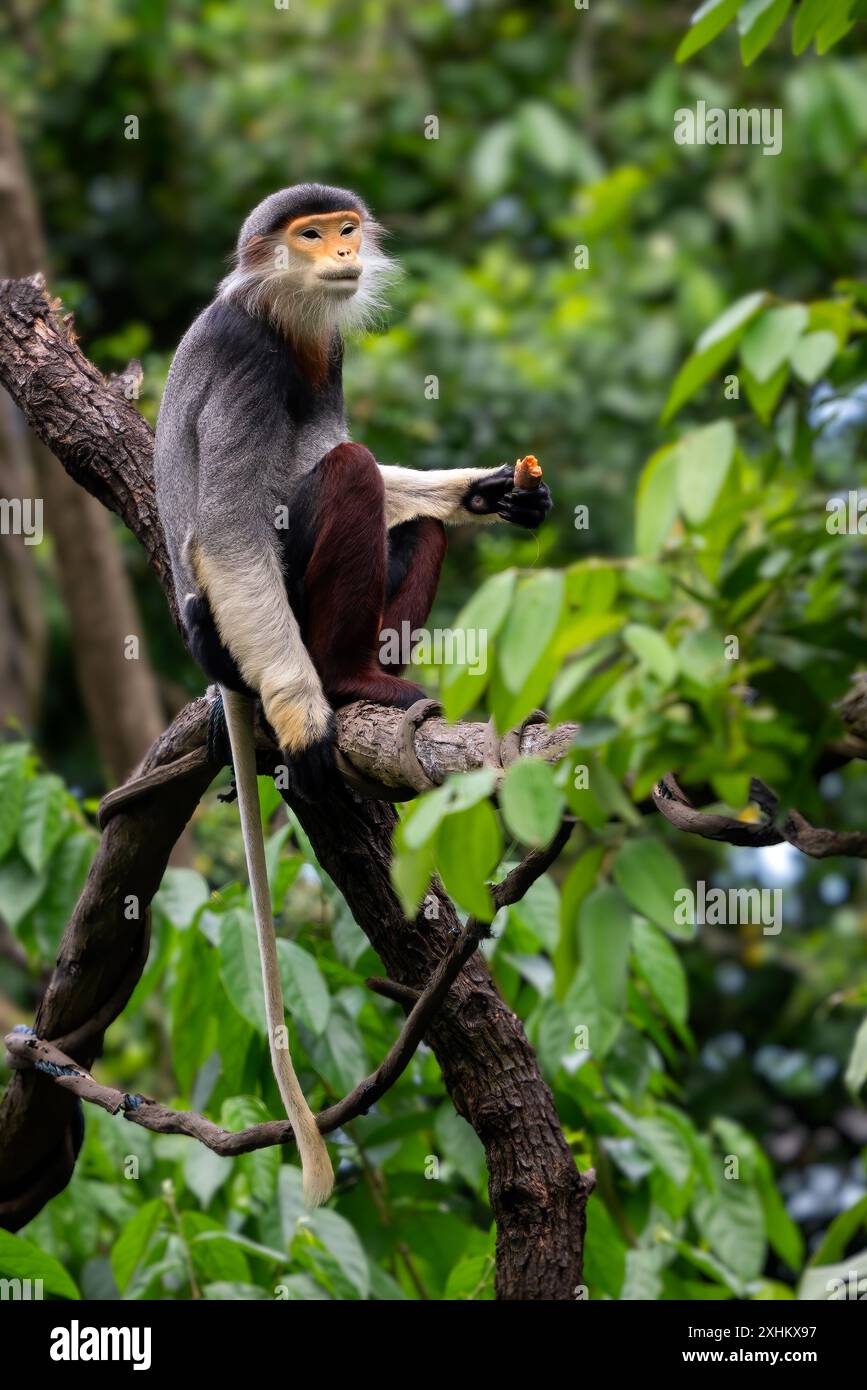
left=225, top=200, right=397, bottom=340
left=282, top=210, right=364, bottom=298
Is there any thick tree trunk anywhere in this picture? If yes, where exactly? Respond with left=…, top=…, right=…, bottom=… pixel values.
left=293, top=791, right=590, bottom=1300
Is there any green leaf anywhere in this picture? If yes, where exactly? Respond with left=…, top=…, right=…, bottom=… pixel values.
left=183, top=1142, right=231, bottom=1209
left=0, top=743, right=29, bottom=860
left=624, top=623, right=678, bottom=687
left=444, top=1253, right=494, bottom=1300
left=635, top=445, right=680, bottom=556
left=171, top=924, right=219, bottom=1090
left=32, top=830, right=95, bottom=958
left=565, top=561, right=620, bottom=612
left=203, top=1282, right=270, bottom=1300
left=110, top=1199, right=164, bottom=1293
left=620, top=1248, right=664, bottom=1301
left=401, top=769, right=498, bottom=850
left=435, top=1104, right=486, bottom=1188
left=584, top=1197, right=628, bottom=1297
left=613, top=838, right=693, bottom=940
left=579, top=886, right=632, bottom=1013
left=276, top=1165, right=306, bottom=1245
left=390, top=836, right=436, bottom=920
left=518, top=100, right=579, bottom=175
left=632, top=918, right=688, bottom=1025
left=498, top=570, right=564, bottom=695
left=630, top=1114, right=694, bottom=1187
left=694, top=1181, right=767, bottom=1281
left=308, top=1010, right=367, bottom=1093
left=741, top=304, right=809, bottom=383
left=810, top=1193, right=867, bottom=1267
left=435, top=800, right=501, bottom=920
left=440, top=570, right=515, bottom=719
left=678, top=627, right=730, bottom=688
left=556, top=844, right=604, bottom=995
left=816, top=0, right=856, bottom=52
left=219, top=907, right=267, bottom=1030
left=738, top=0, right=791, bottom=65
left=677, top=420, right=735, bottom=524
left=510, top=873, right=560, bottom=952
left=742, top=361, right=788, bottom=424
left=277, top=939, right=330, bottom=1036
left=536, top=999, right=574, bottom=1073
left=185, top=1215, right=251, bottom=1285
left=676, top=0, right=742, bottom=61
left=789, top=330, right=838, bottom=385
left=0, top=855, right=47, bottom=930
left=17, top=774, right=66, bottom=874
left=844, top=1015, right=867, bottom=1098
left=0, top=1229, right=80, bottom=1300
left=309, top=1208, right=370, bottom=1299
left=661, top=342, right=732, bottom=424
left=760, top=1174, right=804, bottom=1273
left=470, top=120, right=514, bottom=198
left=221, top=1096, right=280, bottom=1207
left=564, top=966, right=624, bottom=1058
left=696, top=291, right=768, bottom=354
left=499, top=758, right=564, bottom=848
left=154, top=867, right=210, bottom=929
left=661, top=291, right=769, bottom=422
left=792, top=0, right=830, bottom=51
left=623, top=563, right=672, bottom=602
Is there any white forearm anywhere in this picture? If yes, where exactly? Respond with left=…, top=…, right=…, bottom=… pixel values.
left=378, top=465, right=502, bottom=528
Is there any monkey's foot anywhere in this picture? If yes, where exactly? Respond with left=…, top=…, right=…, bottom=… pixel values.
left=328, top=672, right=427, bottom=710
left=280, top=719, right=346, bottom=803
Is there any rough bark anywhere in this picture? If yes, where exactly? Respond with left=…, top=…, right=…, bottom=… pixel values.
left=0, top=272, right=590, bottom=1299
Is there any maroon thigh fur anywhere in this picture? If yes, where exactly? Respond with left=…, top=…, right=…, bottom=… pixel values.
left=379, top=518, right=447, bottom=671
left=303, top=443, right=428, bottom=708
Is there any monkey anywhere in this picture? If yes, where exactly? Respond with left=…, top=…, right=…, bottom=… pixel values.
left=153, top=184, right=551, bottom=1207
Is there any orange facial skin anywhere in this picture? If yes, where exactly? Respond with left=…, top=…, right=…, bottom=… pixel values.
left=283, top=209, right=363, bottom=283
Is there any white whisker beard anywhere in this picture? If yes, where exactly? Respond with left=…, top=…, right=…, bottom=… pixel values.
left=218, top=219, right=400, bottom=342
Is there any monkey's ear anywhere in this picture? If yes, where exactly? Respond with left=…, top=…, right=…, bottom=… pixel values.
left=241, top=234, right=271, bottom=267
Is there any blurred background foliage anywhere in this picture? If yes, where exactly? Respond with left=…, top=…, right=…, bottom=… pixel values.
left=1, top=0, right=867, bottom=1301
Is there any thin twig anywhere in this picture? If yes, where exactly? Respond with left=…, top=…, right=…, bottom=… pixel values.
left=653, top=772, right=867, bottom=858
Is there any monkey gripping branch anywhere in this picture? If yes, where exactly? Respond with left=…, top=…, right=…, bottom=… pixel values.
left=0, top=274, right=592, bottom=1301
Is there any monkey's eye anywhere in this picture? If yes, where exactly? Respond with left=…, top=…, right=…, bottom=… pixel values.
left=300, top=228, right=322, bottom=241
left=340, top=224, right=356, bottom=236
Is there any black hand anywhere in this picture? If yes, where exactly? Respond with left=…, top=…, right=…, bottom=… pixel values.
left=497, top=481, right=553, bottom=530
left=460, top=464, right=515, bottom=516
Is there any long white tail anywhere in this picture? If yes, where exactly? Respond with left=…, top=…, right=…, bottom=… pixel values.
left=219, top=685, right=334, bottom=1208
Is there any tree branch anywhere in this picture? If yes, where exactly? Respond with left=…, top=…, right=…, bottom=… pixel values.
left=653, top=772, right=867, bottom=858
